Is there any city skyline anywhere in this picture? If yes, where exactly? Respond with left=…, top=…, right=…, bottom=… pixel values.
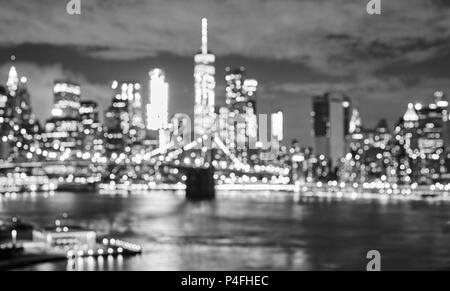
left=3, top=0, right=450, bottom=273
left=1, top=0, right=450, bottom=144
left=4, top=45, right=447, bottom=152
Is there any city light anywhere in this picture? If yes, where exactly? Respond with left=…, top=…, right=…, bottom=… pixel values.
left=0, top=18, right=449, bottom=201
left=271, top=111, right=283, bottom=142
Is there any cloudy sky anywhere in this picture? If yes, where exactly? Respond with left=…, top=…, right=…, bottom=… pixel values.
left=1, top=0, right=450, bottom=145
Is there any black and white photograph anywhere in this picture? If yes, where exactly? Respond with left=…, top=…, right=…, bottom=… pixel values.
left=1, top=0, right=450, bottom=276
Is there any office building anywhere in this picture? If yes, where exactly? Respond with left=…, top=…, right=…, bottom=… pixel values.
left=224, top=67, right=258, bottom=151
left=79, top=101, right=104, bottom=154
left=194, top=18, right=216, bottom=139
left=271, top=110, right=284, bottom=142
left=312, top=92, right=351, bottom=166
left=43, top=81, right=81, bottom=155
left=147, top=69, right=170, bottom=146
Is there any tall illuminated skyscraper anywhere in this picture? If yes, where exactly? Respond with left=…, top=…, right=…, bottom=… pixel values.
left=194, top=18, right=216, bottom=138
left=271, top=110, right=284, bottom=142
left=5, top=63, right=41, bottom=160
left=147, top=69, right=169, bottom=130
left=6, top=62, right=38, bottom=130
left=147, top=69, right=170, bottom=146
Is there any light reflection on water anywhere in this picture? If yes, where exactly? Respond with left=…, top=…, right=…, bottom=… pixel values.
left=2, top=191, right=450, bottom=271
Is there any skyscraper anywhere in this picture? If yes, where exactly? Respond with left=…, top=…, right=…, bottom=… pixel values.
left=5, top=64, right=39, bottom=133
left=6, top=65, right=19, bottom=98
left=147, top=69, right=170, bottom=145
left=417, top=101, right=445, bottom=160
left=243, top=79, right=258, bottom=144
left=43, top=80, right=82, bottom=153
left=79, top=101, right=104, bottom=154
left=1, top=65, right=20, bottom=162
left=0, top=85, right=10, bottom=161
left=215, top=106, right=231, bottom=145
left=224, top=67, right=258, bottom=151
left=312, top=92, right=352, bottom=166
left=4, top=64, right=41, bottom=161
left=127, top=82, right=145, bottom=144
left=14, top=77, right=40, bottom=136
left=51, top=80, right=81, bottom=119
left=415, top=93, right=448, bottom=182
left=271, top=110, right=284, bottom=142
left=103, top=81, right=145, bottom=156
left=401, top=103, right=420, bottom=154
left=224, top=67, right=245, bottom=149
left=225, top=67, right=246, bottom=106
left=1, top=68, right=14, bottom=123
left=194, top=18, right=216, bottom=139
left=348, top=107, right=364, bottom=154
left=395, top=103, right=420, bottom=183
left=104, top=81, right=131, bottom=155
left=0, top=85, right=8, bottom=123
left=349, top=108, right=362, bottom=136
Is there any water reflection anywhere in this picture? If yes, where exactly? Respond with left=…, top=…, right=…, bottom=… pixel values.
left=2, top=191, right=450, bottom=270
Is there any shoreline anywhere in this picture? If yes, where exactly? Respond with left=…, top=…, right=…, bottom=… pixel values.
left=0, top=253, right=67, bottom=271
left=2, top=185, right=450, bottom=202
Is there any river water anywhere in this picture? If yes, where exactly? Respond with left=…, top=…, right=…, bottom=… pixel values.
left=1, top=191, right=450, bottom=271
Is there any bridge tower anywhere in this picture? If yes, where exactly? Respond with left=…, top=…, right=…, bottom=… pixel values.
left=185, top=137, right=217, bottom=201
left=185, top=166, right=215, bottom=201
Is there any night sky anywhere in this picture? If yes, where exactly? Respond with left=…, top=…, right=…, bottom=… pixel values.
left=1, top=0, right=450, bottom=146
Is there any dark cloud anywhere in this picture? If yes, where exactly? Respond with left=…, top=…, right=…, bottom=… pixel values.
left=0, top=0, right=449, bottom=73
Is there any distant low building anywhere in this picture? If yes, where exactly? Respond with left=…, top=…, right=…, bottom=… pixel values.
left=33, top=225, right=97, bottom=250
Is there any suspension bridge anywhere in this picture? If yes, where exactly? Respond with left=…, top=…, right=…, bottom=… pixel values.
left=0, top=121, right=291, bottom=199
